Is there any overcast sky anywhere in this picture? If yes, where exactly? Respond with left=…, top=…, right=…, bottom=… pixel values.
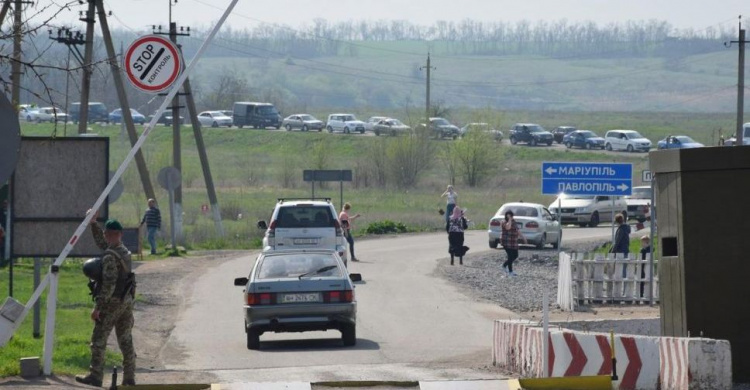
left=30, top=0, right=750, bottom=34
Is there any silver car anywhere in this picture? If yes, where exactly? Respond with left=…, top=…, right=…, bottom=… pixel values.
left=487, top=202, right=562, bottom=249
left=282, top=114, right=324, bottom=132
left=233, top=250, right=360, bottom=349
left=197, top=111, right=233, bottom=127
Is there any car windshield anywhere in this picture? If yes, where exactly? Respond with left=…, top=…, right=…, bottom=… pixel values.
left=580, top=131, right=597, bottom=138
left=258, top=254, right=342, bottom=279
left=626, top=188, right=652, bottom=199
left=130, top=109, right=141, bottom=115
left=342, top=115, right=356, bottom=121
left=433, top=118, right=450, bottom=126
left=500, top=206, right=538, bottom=217
left=208, top=111, right=224, bottom=116
left=626, top=132, right=645, bottom=139
left=528, top=125, right=546, bottom=133
left=674, top=136, right=694, bottom=143
left=257, top=106, right=278, bottom=115
left=275, top=206, right=336, bottom=228
left=299, top=115, right=315, bottom=121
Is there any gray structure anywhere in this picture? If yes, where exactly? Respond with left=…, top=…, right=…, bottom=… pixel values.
left=651, top=146, right=749, bottom=381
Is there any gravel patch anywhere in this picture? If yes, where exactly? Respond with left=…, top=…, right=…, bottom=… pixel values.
left=436, top=240, right=606, bottom=313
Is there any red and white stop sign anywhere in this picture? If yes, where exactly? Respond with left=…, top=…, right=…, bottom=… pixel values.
left=124, top=35, right=183, bottom=93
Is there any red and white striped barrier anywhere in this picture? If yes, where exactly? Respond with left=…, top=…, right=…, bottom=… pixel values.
left=492, top=321, right=731, bottom=390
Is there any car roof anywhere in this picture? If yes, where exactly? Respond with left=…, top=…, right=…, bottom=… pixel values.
left=499, top=202, right=543, bottom=209
left=235, top=102, right=273, bottom=105
left=276, top=199, right=332, bottom=206
left=608, top=129, right=638, bottom=133
left=330, top=113, right=354, bottom=116
left=261, top=248, right=338, bottom=256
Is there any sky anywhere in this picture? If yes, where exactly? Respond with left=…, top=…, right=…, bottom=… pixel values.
left=27, top=0, right=750, bottom=35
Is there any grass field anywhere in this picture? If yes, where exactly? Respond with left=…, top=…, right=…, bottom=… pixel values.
left=0, top=259, right=122, bottom=376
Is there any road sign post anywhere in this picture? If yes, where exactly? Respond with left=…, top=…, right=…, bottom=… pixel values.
left=303, top=170, right=353, bottom=209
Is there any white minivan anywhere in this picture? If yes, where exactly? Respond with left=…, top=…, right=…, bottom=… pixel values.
left=604, top=130, right=652, bottom=152
left=258, top=198, right=349, bottom=265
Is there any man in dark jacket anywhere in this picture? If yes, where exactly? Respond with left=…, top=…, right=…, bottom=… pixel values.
left=610, top=213, right=631, bottom=277
left=139, top=199, right=161, bottom=255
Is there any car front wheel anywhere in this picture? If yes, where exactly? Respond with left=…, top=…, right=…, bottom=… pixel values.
left=285, top=124, right=292, bottom=131
left=212, top=121, right=219, bottom=128
left=510, top=136, right=517, bottom=145
left=627, top=144, right=634, bottom=152
left=606, top=143, right=612, bottom=151
left=374, top=129, right=380, bottom=136
left=585, top=143, right=592, bottom=150
left=536, top=234, right=546, bottom=249
left=327, top=126, right=333, bottom=133
left=552, top=231, right=561, bottom=249
left=246, top=328, right=260, bottom=350
left=302, top=125, right=308, bottom=132
left=341, top=323, right=356, bottom=346
left=566, top=142, right=572, bottom=148
left=531, top=138, right=538, bottom=146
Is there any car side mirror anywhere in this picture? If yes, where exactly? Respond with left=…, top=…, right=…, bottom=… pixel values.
left=349, top=273, right=362, bottom=282
left=257, top=220, right=268, bottom=230
left=234, top=277, right=249, bottom=286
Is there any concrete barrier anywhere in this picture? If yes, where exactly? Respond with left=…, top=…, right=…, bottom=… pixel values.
left=492, top=320, right=732, bottom=390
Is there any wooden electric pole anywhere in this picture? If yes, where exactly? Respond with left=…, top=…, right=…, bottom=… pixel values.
left=728, top=16, right=748, bottom=145
left=420, top=53, right=435, bottom=130
left=10, top=0, right=32, bottom=109
left=77, top=0, right=96, bottom=134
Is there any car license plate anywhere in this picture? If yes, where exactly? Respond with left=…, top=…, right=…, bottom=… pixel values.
left=281, top=293, right=321, bottom=303
left=293, top=238, right=318, bottom=245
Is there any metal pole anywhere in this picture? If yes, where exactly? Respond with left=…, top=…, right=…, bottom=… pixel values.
left=737, top=28, right=746, bottom=145
left=42, top=267, right=58, bottom=375
left=426, top=52, right=431, bottom=126
left=182, top=76, right=225, bottom=236
left=611, top=198, right=616, bottom=244
left=3, top=180, right=10, bottom=262
left=168, top=188, right=176, bottom=252
left=10, top=0, right=23, bottom=109
left=542, top=290, right=549, bottom=377
left=170, top=22, right=183, bottom=244
left=77, top=0, right=96, bottom=134
left=95, top=0, right=157, bottom=200
left=312, top=180, right=315, bottom=198
left=649, top=176, right=656, bottom=306
left=558, top=196, right=562, bottom=253
left=33, top=257, right=40, bottom=338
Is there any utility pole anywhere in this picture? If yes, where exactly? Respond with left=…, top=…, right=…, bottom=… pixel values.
left=95, top=0, right=157, bottom=200
left=10, top=0, right=32, bottom=109
left=728, top=16, right=748, bottom=145
left=419, top=53, right=435, bottom=130
left=77, top=0, right=96, bottom=134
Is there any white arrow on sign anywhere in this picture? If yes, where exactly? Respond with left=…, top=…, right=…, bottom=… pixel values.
left=618, top=183, right=629, bottom=191
left=545, top=166, right=558, bottom=175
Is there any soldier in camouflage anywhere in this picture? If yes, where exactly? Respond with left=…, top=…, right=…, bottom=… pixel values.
left=76, top=212, right=136, bottom=387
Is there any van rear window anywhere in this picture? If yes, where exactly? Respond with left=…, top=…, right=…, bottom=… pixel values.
left=276, top=206, right=335, bottom=228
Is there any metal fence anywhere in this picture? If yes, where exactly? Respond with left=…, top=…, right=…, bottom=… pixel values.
left=558, top=252, right=659, bottom=310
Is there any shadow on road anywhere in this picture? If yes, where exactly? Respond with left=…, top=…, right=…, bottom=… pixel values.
left=258, top=337, right=380, bottom=352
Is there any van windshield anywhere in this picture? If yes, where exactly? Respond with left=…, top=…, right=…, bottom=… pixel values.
left=257, top=106, right=278, bottom=115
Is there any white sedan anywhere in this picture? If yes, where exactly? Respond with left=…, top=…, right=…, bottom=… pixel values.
left=487, top=202, right=562, bottom=249
left=197, top=111, right=233, bottom=128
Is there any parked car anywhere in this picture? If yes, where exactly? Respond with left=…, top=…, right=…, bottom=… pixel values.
left=624, top=186, right=651, bottom=222
left=548, top=194, right=628, bottom=228
left=657, top=135, right=704, bottom=150
left=552, top=126, right=577, bottom=143
left=34, top=107, right=68, bottom=123
left=70, top=102, right=109, bottom=124
left=428, top=117, right=460, bottom=139
left=326, top=113, right=366, bottom=134
left=257, top=198, right=348, bottom=265
left=197, top=110, right=233, bottom=128
left=18, top=104, right=39, bottom=122
left=487, top=202, right=562, bottom=249
left=723, top=123, right=750, bottom=146
left=604, top=130, right=652, bottom=152
left=148, top=111, right=183, bottom=126
left=372, top=118, right=411, bottom=136
left=509, top=123, right=554, bottom=146
left=233, top=102, right=282, bottom=129
left=282, top=114, right=324, bottom=132
left=109, top=108, right=146, bottom=125
left=365, top=116, right=388, bottom=133
left=563, top=130, right=606, bottom=150
left=233, top=249, right=359, bottom=349
left=460, top=123, right=503, bottom=141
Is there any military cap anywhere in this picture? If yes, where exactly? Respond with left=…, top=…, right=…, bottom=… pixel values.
left=105, top=219, right=123, bottom=231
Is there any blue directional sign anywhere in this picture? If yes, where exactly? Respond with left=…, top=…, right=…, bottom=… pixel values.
left=541, top=162, right=633, bottom=196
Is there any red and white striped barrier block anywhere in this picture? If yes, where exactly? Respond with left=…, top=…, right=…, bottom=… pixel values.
left=493, top=320, right=731, bottom=390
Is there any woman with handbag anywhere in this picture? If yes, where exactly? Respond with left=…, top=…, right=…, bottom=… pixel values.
left=447, top=207, right=469, bottom=265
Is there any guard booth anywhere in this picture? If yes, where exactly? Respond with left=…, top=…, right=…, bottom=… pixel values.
left=651, top=146, right=750, bottom=381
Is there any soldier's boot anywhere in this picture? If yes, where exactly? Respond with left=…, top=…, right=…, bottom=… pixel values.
left=75, top=374, right=103, bottom=387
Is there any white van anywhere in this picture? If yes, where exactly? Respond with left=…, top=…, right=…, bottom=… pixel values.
left=549, top=194, right=628, bottom=227
left=258, top=198, right=349, bottom=265
left=604, top=130, right=652, bottom=152
left=724, top=122, right=750, bottom=146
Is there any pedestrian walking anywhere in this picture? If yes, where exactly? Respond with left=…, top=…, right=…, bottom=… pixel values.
left=447, top=206, right=469, bottom=265
left=441, top=185, right=458, bottom=223
left=339, top=203, right=361, bottom=262
left=139, top=199, right=161, bottom=255
left=76, top=210, right=136, bottom=387
left=639, top=235, right=651, bottom=298
left=610, top=213, right=631, bottom=277
left=501, top=210, right=526, bottom=276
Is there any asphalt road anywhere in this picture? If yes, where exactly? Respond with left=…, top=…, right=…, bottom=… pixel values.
left=161, top=226, right=616, bottom=382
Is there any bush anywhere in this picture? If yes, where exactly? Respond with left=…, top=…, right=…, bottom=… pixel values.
left=365, top=220, right=408, bottom=235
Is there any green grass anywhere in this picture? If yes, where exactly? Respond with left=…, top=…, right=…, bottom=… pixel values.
left=0, top=259, right=122, bottom=376
left=597, top=236, right=658, bottom=255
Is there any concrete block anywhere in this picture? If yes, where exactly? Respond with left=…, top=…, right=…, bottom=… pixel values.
left=19, top=357, right=40, bottom=378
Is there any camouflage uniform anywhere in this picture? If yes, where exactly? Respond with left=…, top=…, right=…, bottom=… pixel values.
left=87, top=223, right=136, bottom=384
